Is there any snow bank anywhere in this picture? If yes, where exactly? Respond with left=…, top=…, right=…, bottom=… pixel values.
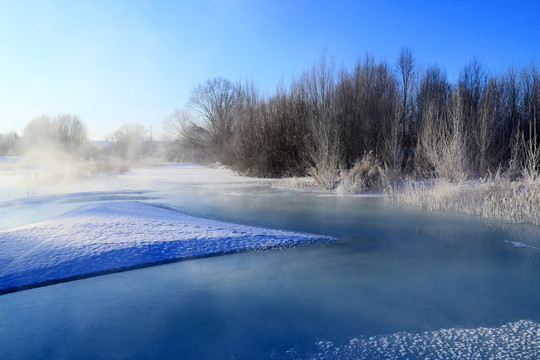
left=504, top=240, right=540, bottom=250
left=0, top=201, right=335, bottom=294
left=302, top=320, right=540, bottom=360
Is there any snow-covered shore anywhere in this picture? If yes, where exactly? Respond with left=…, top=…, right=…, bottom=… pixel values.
left=0, top=164, right=335, bottom=294
left=388, top=175, right=540, bottom=225
left=0, top=200, right=335, bottom=294
left=3, top=161, right=538, bottom=296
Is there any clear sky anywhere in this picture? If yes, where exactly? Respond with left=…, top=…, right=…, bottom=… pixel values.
left=1, top=0, right=539, bottom=140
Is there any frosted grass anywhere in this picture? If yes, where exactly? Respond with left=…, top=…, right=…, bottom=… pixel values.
left=388, top=173, right=540, bottom=226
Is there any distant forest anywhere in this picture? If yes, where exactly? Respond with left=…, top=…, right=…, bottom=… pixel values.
left=0, top=116, right=159, bottom=173
left=171, top=48, right=539, bottom=188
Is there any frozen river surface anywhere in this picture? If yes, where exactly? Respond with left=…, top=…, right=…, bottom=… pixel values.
left=1, top=164, right=540, bottom=359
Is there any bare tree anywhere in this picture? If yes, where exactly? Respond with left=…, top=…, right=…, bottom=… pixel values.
left=302, top=53, right=343, bottom=189
left=56, top=114, right=89, bottom=152
left=459, top=59, right=488, bottom=172
left=334, top=54, right=397, bottom=168
left=476, top=77, right=498, bottom=174
left=164, top=108, right=210, bottom=161
left=521, top=59, right=540, bottom=156
left=23, top=115, right=58, bottom=148
left=164, top=109, right=192, bottom=140
left=382, top=101, right=404, bottom=175
left=0, top=132, right=20, bottom=156
left=397, top=47, right=415, bottom=141
left=415, top=65, right=451, bottom=136
left=418, top=91, right=470, bottom=182
left=189, top=77, right=239, bottom=162
left=22, top=114, right=89, bottom=155
left=523, top=119, right=540, bottom=176
left=113, top=123, right=148, bottom=160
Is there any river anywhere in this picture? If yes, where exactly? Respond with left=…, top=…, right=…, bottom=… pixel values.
left=1, top=164, right=539, bottom=359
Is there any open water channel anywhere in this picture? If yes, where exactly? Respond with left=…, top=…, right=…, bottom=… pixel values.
left=1, top=165, right=539, bottom=359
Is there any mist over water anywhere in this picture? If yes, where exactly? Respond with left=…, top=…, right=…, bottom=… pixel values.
left=0, top=153, right=117, bottom=230
left=0, top=165, right=539, bottom=359
left=0, top=115, right=167, bottom=209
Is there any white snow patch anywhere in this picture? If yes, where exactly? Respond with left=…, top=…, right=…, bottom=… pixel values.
left=0, top=201, right=335, bottom=293
left=504, top=240, right=539, bottom=250
left=302, top=320, right=540, bottom=360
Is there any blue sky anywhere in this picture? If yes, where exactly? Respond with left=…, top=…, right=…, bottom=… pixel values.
left=0, top=0, right=539, bottom=140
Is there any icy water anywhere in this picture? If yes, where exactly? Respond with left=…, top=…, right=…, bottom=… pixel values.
left=1, top=165, right=540, bottom=359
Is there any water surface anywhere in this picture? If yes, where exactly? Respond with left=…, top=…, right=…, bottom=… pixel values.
left=1, top=166, right=539, bottom=359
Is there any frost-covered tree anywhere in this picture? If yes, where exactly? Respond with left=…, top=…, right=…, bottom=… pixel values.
left=0, top=132, right=20, bottom=156
left=56, top=115, right=89, bottom=152
left=23, top=114, right=88, bottom=154
left=23, top=116, right=58, bottom=148
left=113, top=123, right=149, bottom=160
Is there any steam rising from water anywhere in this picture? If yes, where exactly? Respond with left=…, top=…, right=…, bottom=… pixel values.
left=0, top=115, right=165, bottom=203
left=0, top=147, right=158, bottom=204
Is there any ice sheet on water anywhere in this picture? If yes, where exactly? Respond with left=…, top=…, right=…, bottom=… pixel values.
left=0, top=201, right=335, bottom=293
left=299, top=320, right=540, bottom=360
left=504, top=240, right=539, bottom=250
left=0, top=190, right=157, bottom=207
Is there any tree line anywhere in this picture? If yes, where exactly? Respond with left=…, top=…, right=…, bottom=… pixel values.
left=0, top=115, right=157, bottom=164
left=170, top=49, right=539, bottom=188
left=3, top=48, right=537, bottom=187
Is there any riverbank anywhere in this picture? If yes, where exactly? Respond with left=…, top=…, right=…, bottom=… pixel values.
left=275, top=169, right=540, bottom=226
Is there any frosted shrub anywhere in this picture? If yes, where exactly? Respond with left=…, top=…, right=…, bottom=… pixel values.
left=389, top=171, right=540, bottom=225
left=308, top=163, right=339, bottom=190
left=306, top=137, right=342, bottom=190
left=416, top=93, right=471, bottom=183
left=337, top=152, right=385, bottom=194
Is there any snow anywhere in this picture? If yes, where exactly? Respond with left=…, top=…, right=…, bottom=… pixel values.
left=504, top=240, right=539, bottom=250
left=0, top=163, right=337, bottom=294
left=0, top=200, right=335, bottom=294
left=304, top=320, right=540, bottom=360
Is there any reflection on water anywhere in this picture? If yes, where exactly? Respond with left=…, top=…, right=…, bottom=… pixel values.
left=1, top=176, right=540, bottom=359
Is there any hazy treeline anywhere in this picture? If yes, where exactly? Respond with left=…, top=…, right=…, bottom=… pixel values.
left=0, top=115, right=90, bottom=158
left=0, top=115, right=166, bottom=176
left=21, top=114, right=91, bottom=157
left=0, top=132, right=19, bottom=156
left=171, top=49, right=539, bottom=188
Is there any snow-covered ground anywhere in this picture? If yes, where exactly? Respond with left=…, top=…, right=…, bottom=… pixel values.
left=0, top=164, right=335, bottom=294
left=305, top=320, right=540, bottom=359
